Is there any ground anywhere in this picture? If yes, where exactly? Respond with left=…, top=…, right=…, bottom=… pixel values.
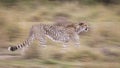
left=0, top=46, right=120, bottom=68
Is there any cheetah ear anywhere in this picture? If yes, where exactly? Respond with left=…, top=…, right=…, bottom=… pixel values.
left=79, top=22, right=84, bottom=26
left=66, top=23, right=75, bottom=28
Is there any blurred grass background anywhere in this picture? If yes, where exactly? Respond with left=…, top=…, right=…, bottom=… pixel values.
left=0, top=0, right=120, bottom=68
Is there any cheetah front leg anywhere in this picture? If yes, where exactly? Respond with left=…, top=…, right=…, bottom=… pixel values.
left=72, top=33, right=80, bottom=47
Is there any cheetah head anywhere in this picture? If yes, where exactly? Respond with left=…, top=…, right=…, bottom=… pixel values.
left=65, top=21, right=89, bottom=35
left=75, top=22, right=89, bottom=34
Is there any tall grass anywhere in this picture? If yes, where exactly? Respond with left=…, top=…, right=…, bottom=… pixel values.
left=0, top=1, right=120, bottom=62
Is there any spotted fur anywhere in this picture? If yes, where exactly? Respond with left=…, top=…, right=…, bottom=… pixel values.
left=8, top=22, right=88, bottom=51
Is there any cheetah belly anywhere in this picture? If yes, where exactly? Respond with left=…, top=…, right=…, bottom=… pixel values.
left=46, top=33, right=69, bottom=42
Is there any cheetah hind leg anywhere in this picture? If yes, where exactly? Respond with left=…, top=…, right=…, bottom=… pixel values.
left=37, top=36, right=47, bottom=48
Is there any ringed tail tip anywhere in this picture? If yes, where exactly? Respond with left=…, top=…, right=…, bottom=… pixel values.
left=8, top=46, right=17, bottom=51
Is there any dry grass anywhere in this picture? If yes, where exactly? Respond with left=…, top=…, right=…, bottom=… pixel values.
left=0, top=1, right=120, bottom=68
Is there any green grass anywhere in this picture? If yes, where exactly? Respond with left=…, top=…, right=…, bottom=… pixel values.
left=0, top=58, right=120, bottom=68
